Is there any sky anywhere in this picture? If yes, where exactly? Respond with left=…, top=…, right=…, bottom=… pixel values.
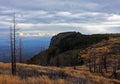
left=0, top=0, right=120, bottom=37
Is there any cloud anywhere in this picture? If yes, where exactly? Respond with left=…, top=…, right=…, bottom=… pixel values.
left=0, top=0, right=120, bottom=37
left=56, top=12, right=72, bottom=17
left=0, top=11, right=120, bottom=37
left=15, top=20, right=120, bottom=37
left=18, top=31, right=56, bottom=37
left=107, top=14, right=120, bottom=21
left=0, top=0, right=120, bottom=13
left=0, top=0, right=99, bottom=12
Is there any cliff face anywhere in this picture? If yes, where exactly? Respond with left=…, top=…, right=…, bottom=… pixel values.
left=50, top=32, right=79, bottom=47
left=28, top=32, right=110, bottom=66
left=49, top=32, right=82, bottom=55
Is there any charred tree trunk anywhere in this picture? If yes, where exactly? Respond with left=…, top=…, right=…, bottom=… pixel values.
left=113, top=66, right=117, bottom=79
left=93, top=53, right=96, bottom=73
left=10, top=13, right=16, bottom=75
left=103, top=55, right=107, bottom=72
left=88, top=58, right=92, bottom=72
left=113, top=55, right=118, bottom=79
left=98, top=56, right=102, bottom=73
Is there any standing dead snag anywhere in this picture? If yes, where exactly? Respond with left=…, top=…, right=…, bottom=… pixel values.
left=98, top=54, right=102, bottom=73
left=10, top=13, right=17, bottom=75
left=103, top=46, right=108, bottom=72
left=103, top=54, right=107, bottom=72
left=88, top=50, right=92, bottom=72
left=89, top=48, right=97, bottom=73
left=92, top=51, right=96, bottom=73
left=111, top=55, right=118, bottom=79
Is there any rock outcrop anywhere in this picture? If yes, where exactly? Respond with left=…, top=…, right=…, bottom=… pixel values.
left=28, top=32, right=111, bottom=66
left=50, top=32, right=80, bottom=47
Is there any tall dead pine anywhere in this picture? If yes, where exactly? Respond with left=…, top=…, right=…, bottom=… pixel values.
left=112, top=55, right=118, bottom=79
left=10, top=13, right=17, bottom=75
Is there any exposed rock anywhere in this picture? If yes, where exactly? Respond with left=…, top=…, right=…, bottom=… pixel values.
left=50, top=32, right=80, bottom=47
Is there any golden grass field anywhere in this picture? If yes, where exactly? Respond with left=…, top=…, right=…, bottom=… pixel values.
left=0, top=62, right=120, bottom=84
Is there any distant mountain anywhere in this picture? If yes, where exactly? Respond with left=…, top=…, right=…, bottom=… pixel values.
left=28, top=32, right=117, bottom=66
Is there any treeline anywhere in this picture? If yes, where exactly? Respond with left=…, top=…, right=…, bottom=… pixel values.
left=58, top=33, right=109, bottom=52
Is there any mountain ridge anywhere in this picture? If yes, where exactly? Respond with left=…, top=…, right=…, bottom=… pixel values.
left=28, top=32, right=115, bottom=66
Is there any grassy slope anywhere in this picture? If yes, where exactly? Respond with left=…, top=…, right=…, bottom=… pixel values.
left=0, top=62, right=120, bottom=84
left=81, top=37, right=120, bottom=61
left=81, top=37, right=120, bottom=79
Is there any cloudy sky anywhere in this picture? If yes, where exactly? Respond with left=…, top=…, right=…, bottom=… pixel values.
left=0, top=0, right=120, bottom=37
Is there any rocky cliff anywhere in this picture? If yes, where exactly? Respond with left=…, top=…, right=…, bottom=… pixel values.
left=28, top=32, right=110, bottom=66
left=50, top=32, right=80, bottom=47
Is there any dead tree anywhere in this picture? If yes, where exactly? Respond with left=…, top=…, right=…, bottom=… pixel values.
left=10, top=13, right=17, bottom=75
left=98, top=54, right=103, bottom=73
left=90, top=49, right=96, bottom=73
left=112, top=55, right=118, bottom=79
left=88, top=50, right=92, bottom=72
left=88, top=48, right=96, bottom=73
left=88, top=58, right=92, bottom=72
left=93, top=52, right=96, bottom=72
left=102, top=42, right=108, bottom=72
left=103, top=54, right=107, bottom=72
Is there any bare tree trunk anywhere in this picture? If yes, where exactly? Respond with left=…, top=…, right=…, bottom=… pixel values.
left=88, top=50, right=92, bottom=72
left=93, top=53, right=96, bottom=73
left=103, top=55, right=107, bottom=72
left=113, top=66, right=117, bottom=79
left=99, top=59, right=103, bottom=73
left=13, top=13, right=16, bottom=75
left=88, top=59, right=92, bottom=72
left=10, top=13, right=16, bottom=75
left=113, top=55, right=118, bottom=79
left=104, top=41, right=109, bottom=72
left=98, top=57, right=102, bottom=73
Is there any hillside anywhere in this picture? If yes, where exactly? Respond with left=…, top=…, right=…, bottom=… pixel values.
left=26, top=32, right=120, bottom=82
left=28, top=32, right=110, bottom=66
left=81, top=36, right=120, bottom=79
left=0, top=62, right=120, bottom=84
left=0, top=33, right=120, bottom=84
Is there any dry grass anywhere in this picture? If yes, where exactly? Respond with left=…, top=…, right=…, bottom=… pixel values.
left=0, top=62, right=120, bottom=84
left=0, top=75, right=67, bottom=84
left=81, top=37, right=120, bottom=76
